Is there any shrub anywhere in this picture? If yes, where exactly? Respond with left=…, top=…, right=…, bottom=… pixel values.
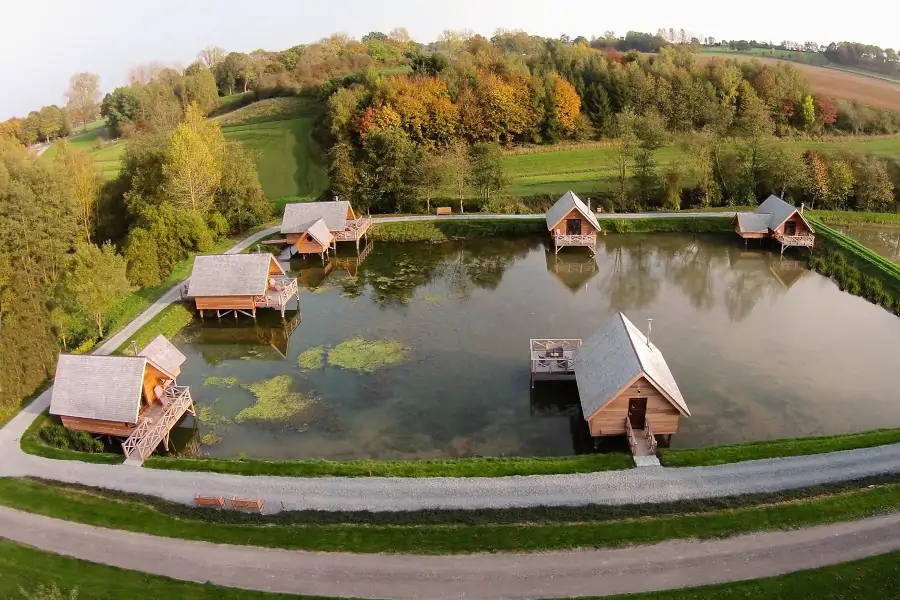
left=38, top=423, right=104, bottom=453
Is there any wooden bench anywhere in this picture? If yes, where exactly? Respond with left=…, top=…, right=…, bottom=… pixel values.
left=230, top=496, right=265, bottom=513
left=194, top=495, right=226, bottom=509
left=436, top=207, right=452, bottom=216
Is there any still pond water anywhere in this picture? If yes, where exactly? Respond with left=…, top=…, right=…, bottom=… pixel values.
left=838, top=225, right=900, bottom=263
left=169, top=234, right=900, bottom=460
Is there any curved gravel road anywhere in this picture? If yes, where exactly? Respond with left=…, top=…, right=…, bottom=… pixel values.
left=9, top=211, right=900, bottom=515
left=3, top=506, right=899, bottom=599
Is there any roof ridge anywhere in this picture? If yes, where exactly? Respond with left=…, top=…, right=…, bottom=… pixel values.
left=619, top=312, right=644, bottom=369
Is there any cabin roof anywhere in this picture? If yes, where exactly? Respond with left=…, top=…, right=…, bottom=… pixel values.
left=294, top=217, right=333, bottom=246
left=187, top=254, right=282, bottom=297
left=546, top=191, right=602, bottom=233
left=736, top=195, right=814, bottom=233
left=281, top=201, right=352, bottom=234
left=574, top=312, right=690, bottom=419
left=139, top=335, right=186, bottom=378
left=49, top=355, right=146, bottom=424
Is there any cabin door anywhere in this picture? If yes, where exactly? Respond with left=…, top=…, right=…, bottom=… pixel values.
left=628, top=398, right=647, bottom=429
left=784, top=221, right=797, bottom=236
left=566, top=219, right=581, bottom=235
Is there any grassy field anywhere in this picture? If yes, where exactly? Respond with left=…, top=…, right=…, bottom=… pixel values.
left=808, top=209, right=900, bottom=226
left=701, top=47, right=900, bottom=84
left=213, top=96, right=316, bottom=126
left=40, top=125, right=126, bottom=180
left=660, top=428, right=900, bottom=467
left=3, top=477, right=900, bottom=555
left=700, top=50, right=900, bottom=111
left=501, top=137, right=900, bottom=197
left=3, top=539, right=899, bottom=600
left=223, top=117, right=329, bottom=200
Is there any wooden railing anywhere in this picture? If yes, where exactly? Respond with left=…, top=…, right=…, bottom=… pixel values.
left=335, top=216, right=373, bottom=242
left=255, top=277, right=298, bottom=309
left=122, top=386, right=194, bottom=463
left=774, top=233, right=815, bottom=247
left=554, top=233, right=597, bottom=247
left=644, top=420, right=658, bottom=455
left=625, top=417, right=638, bottom=455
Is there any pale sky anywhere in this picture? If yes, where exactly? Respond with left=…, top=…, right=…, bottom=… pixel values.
left=1, top=0, right=897, bottom=120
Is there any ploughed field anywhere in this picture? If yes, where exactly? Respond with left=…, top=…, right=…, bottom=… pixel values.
left=164, top=234, right=900, bottom=461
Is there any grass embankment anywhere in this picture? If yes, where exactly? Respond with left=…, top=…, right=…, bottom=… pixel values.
left=3, top=476, right=900, bottom=554
left=3, top=539, right=899, bottom=600
left=144, top=454, right=632, bottom=477
left=601, top=216, right=732, bottom=233
left=369, top=218, right=545, bottom=242
left=661, top=428, right=900, bottom=467
left=115, top=303, right=194, bottom=354
left=40, top=128, right=125, bottom=180
left=808, top=209, right=900, bottom=226
left=19, top=412, right=122, bottom=464
left=501, top=138, right=900, bottom=197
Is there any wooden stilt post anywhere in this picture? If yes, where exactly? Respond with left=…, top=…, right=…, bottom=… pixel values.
left=199, top=309, right=204, bottom=318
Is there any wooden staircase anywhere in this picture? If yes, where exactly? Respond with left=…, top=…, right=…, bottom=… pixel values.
left=122, top=386, right=194, bottom=465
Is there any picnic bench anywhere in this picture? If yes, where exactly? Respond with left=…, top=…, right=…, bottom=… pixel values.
left=194, top=495, right=226, bottom=509
left=436, top=207, right=452, bottom=216
left=230, top=496, right=265, bottom=512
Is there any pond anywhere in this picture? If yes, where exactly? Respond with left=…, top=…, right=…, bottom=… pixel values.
left=168, top=234, right=900, bottom=460
left=837, top=225, right=900, bottom=264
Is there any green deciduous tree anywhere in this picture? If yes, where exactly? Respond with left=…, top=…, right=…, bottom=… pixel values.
left=54, top=141, right=102, bottom=242
left=582, top=82, right=613, bottom=134
left=410, top=150, right=451, bottom=213
left=631, top=111, right=669, bottom=205
left=163, top=104, right=225, bottom=214
left=468, top=142, right=508, bottom=203
left=61, top=242, right=132, bottom=338
left=214, top=143, right=272, bottom=231
left=65, top=72, right=101, bottom=132
left=613, top=108, right=639, bottom=209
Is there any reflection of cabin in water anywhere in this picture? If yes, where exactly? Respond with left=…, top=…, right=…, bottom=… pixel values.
left=546, top=191, right=601, bottom=255
left=530, top=312, right=690, bottom=463
left=546, top=252, right=599, bottom=292
left=187, top=254, right=299, bottom=318
left=196, top=312, right=302, bottom=361
left=734, top=195, right=815, bottom=254
left=297, top=242, right=374, bottom=290
left=279, top=199, right=373, bottom=262
left=49, top=335, right=194, bottom=465
left=729, top=249, right=809, bottom=290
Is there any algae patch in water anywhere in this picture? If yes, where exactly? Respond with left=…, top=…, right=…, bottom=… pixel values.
left=238, top=375, right=322, bottom=423
left=327, top=338, right=407, bottom=373
left=423, top=294, right=442, bottom=303
left=297, top=346, right=326, bottom=370
left=196, top=402, right=232, bottom=446
left=203, top=376, right=237, bottom=388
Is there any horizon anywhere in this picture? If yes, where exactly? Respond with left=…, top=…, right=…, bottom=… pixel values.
left=2, top=0, right=898, bottom=120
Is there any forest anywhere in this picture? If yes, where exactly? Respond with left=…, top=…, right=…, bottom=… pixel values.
left=1, top=27, right=900, bottom=418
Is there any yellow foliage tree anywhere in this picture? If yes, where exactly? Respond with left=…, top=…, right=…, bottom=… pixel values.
left=163, top=103, right=225, bottom=215
left=54, top=140, right=102, bottom=242
left=553, top=77, right=581, bottom=136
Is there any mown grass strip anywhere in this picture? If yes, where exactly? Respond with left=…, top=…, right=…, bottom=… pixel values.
left=369, top=218, right=545, bottom=242
left=601, top=216, right=733, bottom=233
left=19, top=412, right=122, bottom=465
left=3, top=537, right=900, bottom=600
left=809, top=209, right=900, bottom=227
left=115, top=303, right=195, bottom=354
left=144, top=453, right=633, bottom=477
left=661, top=428, right=900, bottom=467
left=2, top=477, right=900, bottom=554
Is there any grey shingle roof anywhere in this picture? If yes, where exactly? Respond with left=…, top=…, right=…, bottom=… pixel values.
left=50, top=355, right=146, bottom=423
left=139, top=335, right=186, bottom=378
left=281, top=201, right=353, bottom=234
left=187, top=254, right=279, bottom=297
left=294, top=218, right=333, bottom=246
left=545, top=191, right=601, bottom=233
left=735, top=212, right=772, bottom=233
left=574, top=312, right=689, bottom=419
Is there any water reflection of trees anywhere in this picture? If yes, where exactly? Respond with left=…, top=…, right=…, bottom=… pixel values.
left=186, top=312, right=302, bottom=365
left=358, top=238, right=539, bottom=306
left=600, top=238, right=661, bottom=311
left=666, top=237, right=724, bottom=310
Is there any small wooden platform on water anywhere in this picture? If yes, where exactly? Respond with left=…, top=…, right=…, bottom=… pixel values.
left=529, top=338, right=582, bottom=387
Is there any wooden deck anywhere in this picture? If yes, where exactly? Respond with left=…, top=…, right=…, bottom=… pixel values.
left=554, top=233, right=597, bottom=255
left=530, top=339, right=582, bottom=387
left=335, top=216, right=373, bottom=250
left=254, top=276, right=299, bottom=318
left=774, top=233, right=815, bottom=254
left=122, top=386, right=195, bottom=465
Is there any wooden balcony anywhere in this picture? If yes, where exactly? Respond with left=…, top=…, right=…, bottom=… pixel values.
left=335, top=216, right=373, bottom=250
left=774, top=233, right=815, bottom=254
left=554, top=233, right=597, bottom=255
left=123, top=386, right=195, bottom=465
left=529, top=338, right=582, bottom=387
left=254, top=276, right=299, bottom=317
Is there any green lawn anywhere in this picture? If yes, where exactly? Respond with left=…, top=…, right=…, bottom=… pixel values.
left=660, top=428, right=900, bottom=467
left=501, top=138, right=900, bottom=197
left=223, top=117, right=329, bottom=201
left=2, top=539, right=899, bottom=600
left=2, top=477, right=900, bottom=554
left=700, top=47, right=900, bottom=84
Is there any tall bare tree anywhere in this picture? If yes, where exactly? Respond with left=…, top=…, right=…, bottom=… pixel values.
left=65, top=72, right=101, bottom=132
left=198, top=46, right=226, bottom=69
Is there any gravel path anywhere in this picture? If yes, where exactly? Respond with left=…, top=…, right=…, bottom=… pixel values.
left=13, top=210, right=898, bottom=515
left=3, top=506, right=899, bottom=599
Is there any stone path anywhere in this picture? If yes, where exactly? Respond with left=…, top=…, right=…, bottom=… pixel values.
left=3, top=506, right=899, bottom=599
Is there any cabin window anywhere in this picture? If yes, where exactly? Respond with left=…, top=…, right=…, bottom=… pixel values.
left=784, top=221, right=797, bottom=236
left=306, top=234, right=314, bottom=242
left=566, top=219, right=581, bottom=235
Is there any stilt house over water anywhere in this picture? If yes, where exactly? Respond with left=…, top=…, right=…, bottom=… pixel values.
left=545, top=191, right=601, bottom=255
left=280, top=199, right=373, bottom=261
left=49, top=335, right=194, bottom=464
left=187, top=254, right=299, bottom=318
left=734, top=195, right=815, bottom=254
left=574, top=312, right=690, bottom=444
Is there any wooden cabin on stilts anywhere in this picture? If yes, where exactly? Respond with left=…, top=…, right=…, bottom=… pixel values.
left=545, top=191, right=601, bottom=255
left=734, top=195, right=815, bottom=254
left=49, top=335, right=194, bottom=465
left=279, top=198, right=373, bottom=261
left=530, top=312, right=690, bottom=466
left=187, top=254, right=299, bottom=319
